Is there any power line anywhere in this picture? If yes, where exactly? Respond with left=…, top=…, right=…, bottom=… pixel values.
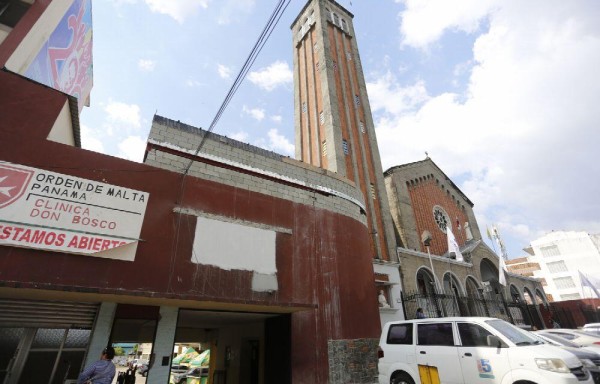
left=182, top=0, right=291, bottom=176
left=167, top=0, right=291, bottom=293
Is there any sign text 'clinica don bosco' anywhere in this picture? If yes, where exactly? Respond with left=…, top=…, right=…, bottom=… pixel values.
left=0, top=162, right=149, bottom=258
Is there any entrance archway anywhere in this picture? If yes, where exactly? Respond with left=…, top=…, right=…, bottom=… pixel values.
left=443, top=272, right=463, bottom=296
left=523, top=287, right=534, bottom=305
left=465, top=276, right=481, bottom=299
left=479, top=258, right=509, bottom=320
left=416, top=267, right=437, bottom=295
left=510, top=284, right=522, bottom=303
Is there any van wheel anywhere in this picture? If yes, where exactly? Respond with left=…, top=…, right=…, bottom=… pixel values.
left=391, top=372, right=415, bottom=384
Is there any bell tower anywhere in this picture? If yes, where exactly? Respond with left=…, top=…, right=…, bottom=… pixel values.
left=291, top=0, right=396, bottom=261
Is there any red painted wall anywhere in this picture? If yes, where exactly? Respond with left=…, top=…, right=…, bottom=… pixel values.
left=0, top=71, right=380, bottom=382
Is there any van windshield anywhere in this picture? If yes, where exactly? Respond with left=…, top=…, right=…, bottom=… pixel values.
left=485, top=319, right=542, bottom=346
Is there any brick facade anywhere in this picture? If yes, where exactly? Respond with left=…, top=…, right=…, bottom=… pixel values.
left=385, top=158, right=546, bottom=309
left=407, top=176, right=469, bottom=255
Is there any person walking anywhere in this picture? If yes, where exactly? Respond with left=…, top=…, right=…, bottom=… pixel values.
left=77, top=346, right=116, bottom=384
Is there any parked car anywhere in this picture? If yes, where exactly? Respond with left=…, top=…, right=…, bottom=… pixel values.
left=170, top=364, right=189, bottom=374
left=584, top=324, right=600, bottom=337
left=137, top=364, right=149, bottom=377
left=533, top=331, right=600, bottom=384
left=378, top=317, right=593, bottom=384
left=538, top=329, right=600, bottom=348
left=130, top=358, right=149, bottom=369
left=534, top=331, right=600, bottom=355
left=171, top=367, right=208, bottom=384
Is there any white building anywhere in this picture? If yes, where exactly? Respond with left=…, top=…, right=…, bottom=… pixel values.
left=524, top=231, right=600, bottom=301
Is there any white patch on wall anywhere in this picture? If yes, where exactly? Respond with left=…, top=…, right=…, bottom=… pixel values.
left=192, top=217, right=277, bottom=275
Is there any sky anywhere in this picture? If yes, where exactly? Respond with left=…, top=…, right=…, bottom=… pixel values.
left=79, top=0, right=600, bottom=259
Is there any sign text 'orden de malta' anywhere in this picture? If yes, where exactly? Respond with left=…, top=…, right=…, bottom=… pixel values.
left=0, top=162, right=149, bottom=260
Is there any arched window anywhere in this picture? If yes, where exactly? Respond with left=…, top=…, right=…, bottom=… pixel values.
left=416, top=267, right=437, bottom=295
left=443, top=272, right=463, bottom=296
left=535, top=289, right=547, bottom=306
left=465, top=276, right=481, bottom=299
left=509, top=284, right=522, bottom=303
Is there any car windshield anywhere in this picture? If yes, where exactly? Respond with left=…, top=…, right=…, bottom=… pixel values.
left=574, top=330, right=600, bottom=338
left=530, top=332, right=559, bottom=346
left=538, top=332, right=580, bottom=348
left=485, top=319, right=542, bottom=346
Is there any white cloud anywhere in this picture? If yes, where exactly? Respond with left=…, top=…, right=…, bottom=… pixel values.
left=79, top=125, right=106, bottom=154
left=270, top=115, right=282, bottom=123
left=266, top=129, right=294, bottom=156
left=144, top=0, right=209, bottom=23
left=242, top=105, right=265, bottom=121
left=108, top=0, right=137, bottom=6
left=376, top=0, right=600, bottom=254
left=105, top=100, right=142, bottom=129
left=118, top=135, right=147, bottom=162
left=367, top=71, right=430, bottom=115
left=248, top=61, right=293, bottom=91
left=138, top=59, right=156, bottom=72
left=217, top=64, right=232, bottom=79
left=217, top=0, right=255, bottom=25
left=230, top=131, right=249, bottom=142
left=398, top=0, right=499, bottom=47
left=253, top=129, right=294, bottom=156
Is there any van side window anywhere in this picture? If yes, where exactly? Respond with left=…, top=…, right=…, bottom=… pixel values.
left=418, top=323, right=454, bottom=346
left=458, top=322, right=494, bottom=347
left=387, top=323, right=413, bottom=345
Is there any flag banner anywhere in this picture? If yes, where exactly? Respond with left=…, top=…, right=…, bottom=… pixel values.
left=486, top=226, right=492, bottom=241
left=579, top=270, right=600, bottom=298
left=499, top=256, right=507, bottom=286
left=447, top=226, right=464, bottom=262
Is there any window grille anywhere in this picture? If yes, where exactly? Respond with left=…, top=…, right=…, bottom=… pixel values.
left=342, top=140, right=349, bottom=155
left=540, top=245, right=560, bottom=257
left=547, top=260, right=568, bottom=273
left=553, top=276, right=575, bottom=289
left=319, top=111, right=324, bottom=125
left=322, top=141, right=327, bottom=156
left=561, top=293, right=581, bottom=300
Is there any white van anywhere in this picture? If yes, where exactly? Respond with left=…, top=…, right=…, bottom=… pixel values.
left=378, top=317, right=593, bottom=384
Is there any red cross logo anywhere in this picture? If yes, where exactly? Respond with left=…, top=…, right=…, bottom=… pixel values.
left=0, top=164, right=34, bottom=209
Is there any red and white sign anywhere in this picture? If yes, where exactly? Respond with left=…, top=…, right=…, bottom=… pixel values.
left=0, top=164, right=33, bottom=208
left=0, top=162, right=149, bottom=260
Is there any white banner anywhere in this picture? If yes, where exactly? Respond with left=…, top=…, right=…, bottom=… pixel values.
left=0, top=161, right=149, bottom=260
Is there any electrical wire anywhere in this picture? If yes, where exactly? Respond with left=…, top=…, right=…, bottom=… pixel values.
left=182, top=0, right=291, bottom=176
left=168, top=0, right=291, bottom=293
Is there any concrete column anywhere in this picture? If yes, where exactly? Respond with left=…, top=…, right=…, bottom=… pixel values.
left=85, top=302, right=117, bottom=368
left=147, top=306, right=178, bottom=384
